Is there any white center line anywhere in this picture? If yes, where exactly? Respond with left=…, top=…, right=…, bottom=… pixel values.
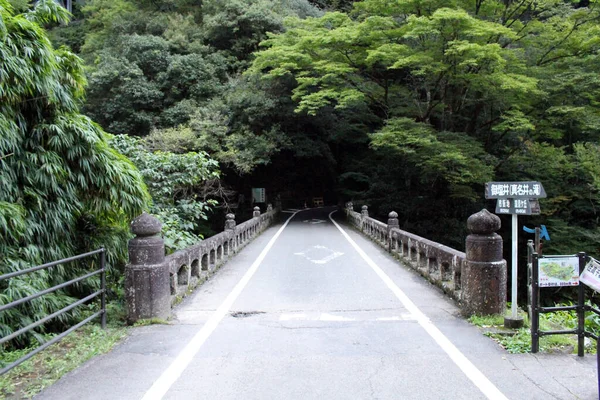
left=141, top=211, right=299, bottom=400
left=328, top=211, right=508, bottom=400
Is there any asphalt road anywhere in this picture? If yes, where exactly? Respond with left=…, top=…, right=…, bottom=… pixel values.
left=37, top=207, right=598, bottom=400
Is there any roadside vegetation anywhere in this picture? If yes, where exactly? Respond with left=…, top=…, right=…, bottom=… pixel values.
left=0, top=323, right=127, bottom=399
left=469, top=304, right=600, bottom=354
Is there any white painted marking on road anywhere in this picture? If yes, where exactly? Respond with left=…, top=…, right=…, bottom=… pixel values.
left=376, top=315, right=416, bottom=321
left=278, top=313, right=413, bottom=322
left=294, top=245, right=344, bottom=265
left=279, top=313, right=307, bottom=321
left=141, top=211, right=300, bottom=400
left=329, top=211, right=509, bottom=400
left=319, top=313, right=355, bottom=322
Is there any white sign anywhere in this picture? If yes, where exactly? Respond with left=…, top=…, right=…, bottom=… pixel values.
left=581, top=258, right=600, bottom=292
left=539, top=256, right=580, bottom=287
left=252, top=188, right=265, bottom=203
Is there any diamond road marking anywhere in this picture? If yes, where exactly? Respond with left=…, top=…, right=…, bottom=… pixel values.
left=293, top=245, right=344, bottom=264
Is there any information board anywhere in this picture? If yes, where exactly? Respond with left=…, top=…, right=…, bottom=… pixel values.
left=580, top=258, right=600, bottom=292
left=252, top=188, right=266, bottom=203
left=495, top=198, right=533, bottom=215
left=538, top=256, right=580, bottom=287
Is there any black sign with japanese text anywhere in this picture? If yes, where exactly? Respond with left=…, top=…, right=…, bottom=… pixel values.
left=485, top=181, right=546, bottom=199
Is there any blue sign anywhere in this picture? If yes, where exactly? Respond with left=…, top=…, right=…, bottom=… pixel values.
left=523, top=225, right=550, bottom=241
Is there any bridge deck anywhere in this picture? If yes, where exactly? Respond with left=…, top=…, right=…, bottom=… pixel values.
left=38, top=208, right=597, bottom=400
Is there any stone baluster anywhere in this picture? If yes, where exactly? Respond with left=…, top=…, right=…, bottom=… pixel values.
left=462, top=209, right=507, bottom=316
left=125, top=213, right=170, bottom=324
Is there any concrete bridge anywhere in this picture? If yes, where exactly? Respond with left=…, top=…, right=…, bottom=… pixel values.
left=37, top=206, right=597, bottom=399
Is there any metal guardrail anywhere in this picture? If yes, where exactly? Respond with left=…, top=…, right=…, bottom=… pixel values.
left=0, top=248, right=106, bottom=375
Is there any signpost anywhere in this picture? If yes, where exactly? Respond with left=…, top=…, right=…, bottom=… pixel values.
left=252, top=188, right=266, bottom=203
left=485, top=181, right=546, bottom=327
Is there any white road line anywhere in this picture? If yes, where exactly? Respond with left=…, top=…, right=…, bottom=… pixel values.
left=141, top=211, right=299, bottom=400
left=280, top=313, right=308, bottom=321
left=328, top=211, right=509, bottom=400
left=319, top=313, right=355, bottom=322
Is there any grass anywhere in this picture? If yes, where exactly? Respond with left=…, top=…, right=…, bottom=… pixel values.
left=132, top=317, right=171, bottom=327
left=0, top=323, right=127, bottom=399
left=469, top=305, right=596, bottom=354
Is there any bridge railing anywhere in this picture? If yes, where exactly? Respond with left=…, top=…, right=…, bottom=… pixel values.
left=345, top=202, right=506, bottom=316
left=164, top=206, right=277, bottom=300
left=0, top=249, right=106, bottom=375
left=125, top=204, right=279, bottom=323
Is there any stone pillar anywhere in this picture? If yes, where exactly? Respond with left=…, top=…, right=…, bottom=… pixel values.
left=360, top=205, right=369, bottom=232
left=361, top=205, right=369, bottom=217
left=347, top=202, right=353, bottom=211
left=253, top=206, right=261, bottom=218
left=462, top=209, right=507, bottom=316
left=267, top=204, right=273, bottom=213
left=387, top=211, right=399, bottom=250
left=225, top=213, right=236, bottom=230
left=125, top=213, right=171, bottom=324
left=387, top=211, right=399, bottom=229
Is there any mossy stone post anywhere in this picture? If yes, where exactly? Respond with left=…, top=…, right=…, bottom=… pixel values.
left=267, top=204, right=273, bottom=213
left=462, top=209, right=507, bottom=316
left=225, top=213, right=236, bottom=231
left=253, top=206, right=261, bottom=218
left=125, top=213, right=171, bottom=324
left=387, top=211, right=399, bottom=251
left=361, top=205, right=368, bottom=232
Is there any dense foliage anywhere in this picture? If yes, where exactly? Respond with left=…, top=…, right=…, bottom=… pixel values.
left=34, top=0, right=600, bottom=310
left=0, top=0, right=149, bottom=348
left=250, top=0, right=600, bottom=252
left=109, top=134, right=220, bottom=252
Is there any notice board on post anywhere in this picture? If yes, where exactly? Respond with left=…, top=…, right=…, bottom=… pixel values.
left=252, top=188, right=266, bottom=203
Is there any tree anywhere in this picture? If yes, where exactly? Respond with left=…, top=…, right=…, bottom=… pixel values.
left=0, top=0, right=149, bottom=348
left=109, top=134, right=221, bottom=251
left=249, top=0, right=600, bottom=251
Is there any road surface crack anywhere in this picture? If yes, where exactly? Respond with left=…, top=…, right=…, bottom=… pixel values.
left=367, top=357, right=385, bottom=399
left=506, top=356, right=561, bottom=399
left=230, top=311, right=266, bottom=318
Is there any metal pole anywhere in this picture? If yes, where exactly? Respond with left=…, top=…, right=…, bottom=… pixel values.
left=597, top=335, right=600, bottom=398
left=532, top=252, right=539, bottom=353
left=100, top=249, right=106, bottom=329
left=578, top=252, right=586, bottom=357
left=512, top=213, right=518, bottom=319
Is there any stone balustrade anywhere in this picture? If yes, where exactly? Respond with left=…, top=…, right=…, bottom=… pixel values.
left=344, top=202, right=506, bottom=315
left=125, top=205, right=278, bottom=323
